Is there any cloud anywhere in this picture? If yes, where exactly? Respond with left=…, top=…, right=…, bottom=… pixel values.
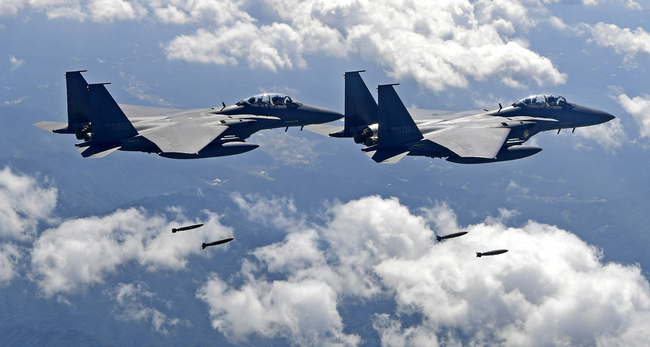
left=621, top=0, right=642, bottom=10
left=165, top=0, right=567, bottom=90
left=197, top=274, right=360, bottom=345
left=540, top=0, right=601, bottom=5
left=574, top=118, right=627, bottom=152
left=198, top=195, right=650, bottom=346
left=164, top=22, right=308, bottom=71
left=0, top=166, right=57, bottom=241
left=87, top=0, right=147, bottom=22
left=249, top=130, right=320, bottom=166
left=106, top=282, right=187, bottom=334
left=507, top=180, right=529, bottom=195
left=151, top=0, right=253, bottom=25
left=615, top=93, right=650, bottom=142
left=231, top=192, right=300, bottom=231
left=9, top=55, right=25, bottom=70
left=585, top=22, right=650, bottom=58
left=0, top=0, right=25, bottom=16
left=0, top=243, right=21, bottom=286
left=0, top=0, right=567, bottom=91
left=30, top=208, right=233, bottom=297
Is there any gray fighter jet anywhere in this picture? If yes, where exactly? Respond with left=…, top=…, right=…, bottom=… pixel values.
left=34, top=71, right=342, bottom=159
left=318, top=71, right=615, bottom=164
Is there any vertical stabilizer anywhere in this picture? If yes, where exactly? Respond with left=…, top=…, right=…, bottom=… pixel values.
left=377, top=84, right=423, bottom=146
left=86, top=83, right=138, bottom=143
left=65, top=70, right=92, bottom=134
left=337, top=70, right=378, bottom=137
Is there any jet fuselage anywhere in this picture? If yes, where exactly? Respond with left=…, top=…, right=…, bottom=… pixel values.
left=35, top=71, right=343, bottom=159
left=338, top=71, right=615, bottom=164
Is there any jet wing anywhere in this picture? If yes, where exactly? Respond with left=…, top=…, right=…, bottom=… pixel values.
left=119, top=104, right=185, bottom=119
left=426, top=127, right=511, bottom=158
left=142, top=123, right=229, bottom=154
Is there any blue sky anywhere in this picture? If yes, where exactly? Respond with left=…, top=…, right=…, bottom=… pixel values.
left=2, top=0, right=650, bottom=346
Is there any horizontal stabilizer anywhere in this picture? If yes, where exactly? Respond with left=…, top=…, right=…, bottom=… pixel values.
left=364, top=147, right=410, bottom=164
left=427, top=127, right=510, bottom=158
left=303, top=124, right=344, bottom=137
left=77, top=144, right=121, bottom=158
left=142, top=124, right=229, bottom=154
left=34, top=121, right=69, bottom=133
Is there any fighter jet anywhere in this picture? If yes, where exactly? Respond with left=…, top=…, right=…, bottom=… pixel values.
left=34, top=71, right=342, bottom=159
left=316, top=70, right=615, bottom=164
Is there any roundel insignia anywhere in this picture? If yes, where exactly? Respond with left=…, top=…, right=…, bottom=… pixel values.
left=523, top=129, right=530, bottom=138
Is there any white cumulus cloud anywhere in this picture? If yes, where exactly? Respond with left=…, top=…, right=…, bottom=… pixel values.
left=30, top=208, right=233, bottom=297
left=586, top=22, right=650, bottom=58
left=151, top=0, right=252, bottom=25
left=0, top=243, right=21, bottom=286
left=615, top=93, right=650, bottom=142
left=165, top=0, right=567, bottom=90
left=198, top=195, right=650, bottom=346
left=165, top=21, right=307, bottom=71
left=87, top=0, right=147, bottom=22
left=1, top=0, right=568, bottom=91
left=0, top=166, right=57, bottom=241
left=574, top=118, right=627, bottom=152
left=197, top=274, right=360, bottom=345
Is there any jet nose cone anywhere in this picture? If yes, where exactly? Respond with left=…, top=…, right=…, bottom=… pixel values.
left=301, top=105, right=344, bottom=124
left=574, top=105, right=616, bottom=125
left=322, top=109, right=344, bottom=123
left=594, top=110, right=615, bottom=125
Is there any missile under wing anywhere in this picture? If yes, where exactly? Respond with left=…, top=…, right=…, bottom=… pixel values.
left=34, top=71, right=342, bottom=159
left=320, top=71, right=615, bottom=164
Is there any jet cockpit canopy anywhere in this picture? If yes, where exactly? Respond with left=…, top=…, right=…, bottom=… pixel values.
left=513, top=94, right=571, bottom=108
left=236, top=93, right=303, bottom=108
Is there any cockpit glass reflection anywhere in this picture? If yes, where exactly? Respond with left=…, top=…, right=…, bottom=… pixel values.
left=514, top=94, right=569, bottom=107
left=236, top=93, right=303, bottom=107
